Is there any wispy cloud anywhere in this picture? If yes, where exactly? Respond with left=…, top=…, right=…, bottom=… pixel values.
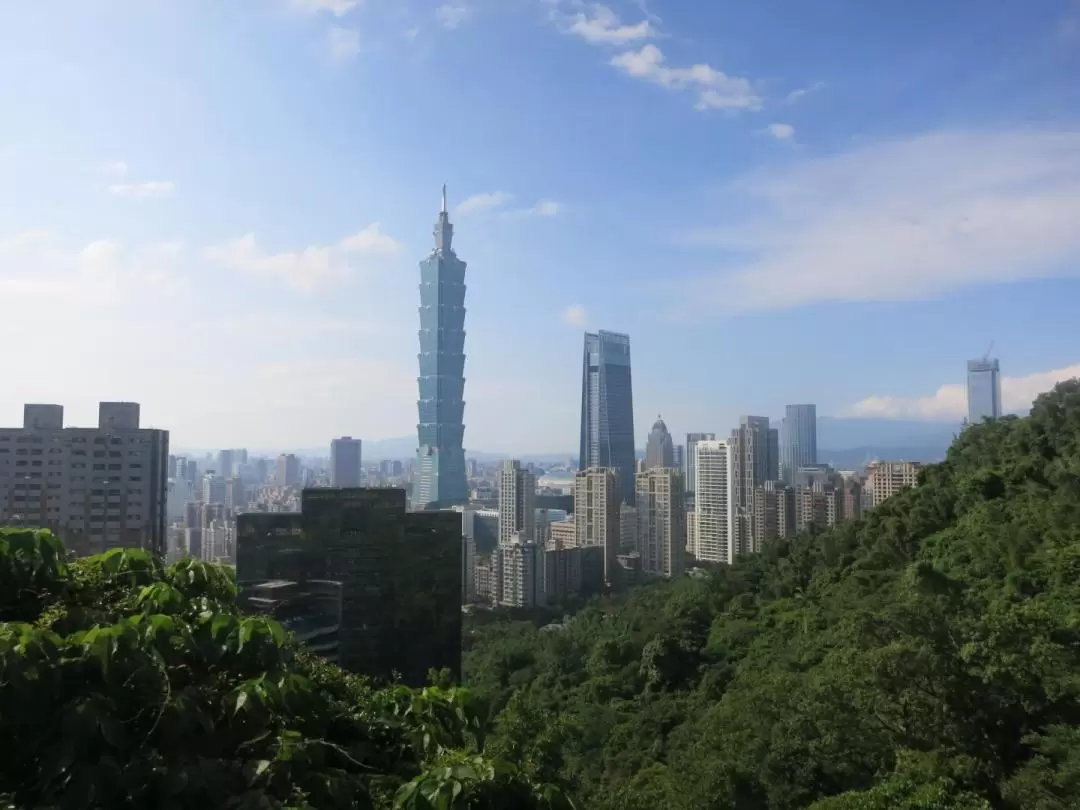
left=100, top=160, right=129, bottom=178
left=290, top=0, right=359, bottom=16
left=339, top=222, right=403, bottom=253
left=561, top=304, right=588, bottom=326
left=566, top=4, right=653, bottom=44
left=456, top=191, right=513, bottom=216
left=435, top=4, right=470, bottom=29
left=674, top=129, right=1080, bottom=313
left=327, top=26, right=361, bottom=61
left=204, top=224, right=402, bottom=292
left=512, top=200, right=561, bottom=217
left=784, top=81, right=825, bottom=103
left=106, top=180, right=176, bottom=199
left=765, top=123, right=795, bottom=140
left=848, top=362, right=1080, bottom=420
left=456, top=192, right=561, bottom=218
left=610, top=44, right=762, bottom=111
left=0, top=230, right=184, bottom=303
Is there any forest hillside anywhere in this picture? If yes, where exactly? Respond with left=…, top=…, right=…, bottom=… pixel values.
left=465, top=380, right=1080, bottom=810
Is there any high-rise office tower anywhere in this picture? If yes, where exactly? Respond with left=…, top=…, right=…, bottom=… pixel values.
left=967, top=358, right=1002, bottom=424
left=645, top=415, right=675, bottom=470
left=685, top=433, right=716, bottom=495
left=276, top=453, right=300, bottom=486
left=694, top=440, right=734, bottom=564
left=413, top=187, right=469, bottom=510
left=217, top=449, right=236, bottom=480
left=780, top=404, right=817, bottom=483
left=497, top=460, right=536, bottom=546
left=202, top=473, right=227, bottom=506
left=673, top=444, right=685, bottom=475
left=579, top=330, right=636, bottom=505
left=0, top=402, right=169, bottom=558
left=573, top=468, right=621, bottom=584
left=330, top=437, right=363, bottom=487
left=635, top=468, right=686, bottom=579
left=729, top=416, right=779, bottom=554
left=236, top=488, right=461, bottom=685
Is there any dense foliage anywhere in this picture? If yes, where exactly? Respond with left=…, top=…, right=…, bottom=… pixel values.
left=465, top=380, right=1080, bottom=809
left=0, top=532, right=572, bottom=810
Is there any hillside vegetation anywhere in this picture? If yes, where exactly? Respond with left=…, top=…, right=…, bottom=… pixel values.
left=465, top=380, right=1080, bottom=810
left=0, top=533, right=572, bottom=809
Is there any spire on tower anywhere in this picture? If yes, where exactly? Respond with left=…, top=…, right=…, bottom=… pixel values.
left=434, top=184, right=454, bottom=252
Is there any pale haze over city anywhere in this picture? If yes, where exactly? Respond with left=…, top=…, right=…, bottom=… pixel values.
left=2, top=0, right=1080, bottom=453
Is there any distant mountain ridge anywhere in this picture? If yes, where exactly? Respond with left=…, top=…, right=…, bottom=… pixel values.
left=176, top=418, right=959, bottom=465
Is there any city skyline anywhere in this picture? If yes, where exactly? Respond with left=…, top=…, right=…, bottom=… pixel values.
left=2, top=1, right=1080, bottom=453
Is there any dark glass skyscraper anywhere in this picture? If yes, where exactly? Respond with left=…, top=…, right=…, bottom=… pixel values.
left=579, top=330, right=636, bottom=505
left=413, top=187, right=469, bottom=510
left=967, top=358, right=1002, bottom=424
left=780, top=404, right=817, bottom=483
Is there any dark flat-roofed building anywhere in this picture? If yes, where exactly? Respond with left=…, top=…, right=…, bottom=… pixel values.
left=237, top=487, right=461, bottom=685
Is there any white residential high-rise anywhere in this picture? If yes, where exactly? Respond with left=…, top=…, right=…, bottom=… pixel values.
left=574, top=467, right=620, bottom=584
left=865, top=461, right=924, bottom=507
left=684, top=433, right=716, bottom=495
left=694, top=440, right=734, bottom=564
left=635, top=468, right=685, bottom=579
left=497, top=460, right=536, bottom=547
left=0, top=402, right=169, bottom=557
left=495, top=539, right=542, bottom=607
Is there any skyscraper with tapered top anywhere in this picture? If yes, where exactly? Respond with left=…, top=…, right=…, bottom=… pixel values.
left=413, top=186, right=469, bottom=510
left=579, top=330, right=636, bottom=505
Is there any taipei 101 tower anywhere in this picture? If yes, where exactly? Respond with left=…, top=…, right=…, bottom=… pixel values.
left=412, top=186, right=469, bottom=510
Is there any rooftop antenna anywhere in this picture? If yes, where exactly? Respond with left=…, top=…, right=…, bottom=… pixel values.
left=983, top=341, right=994, bottom=362
left=441, top=184, right=448, bottom=215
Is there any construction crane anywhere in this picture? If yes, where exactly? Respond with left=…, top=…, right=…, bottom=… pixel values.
left=983, top=341, right=994, bottom=363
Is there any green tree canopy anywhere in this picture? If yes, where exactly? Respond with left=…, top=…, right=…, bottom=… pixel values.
left=465, top=380, right=1080, bottom=809
left=0, top=533, right=573, bottom=810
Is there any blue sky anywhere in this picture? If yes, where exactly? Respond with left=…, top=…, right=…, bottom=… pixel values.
left=1, top=0, right=1079, bottom=454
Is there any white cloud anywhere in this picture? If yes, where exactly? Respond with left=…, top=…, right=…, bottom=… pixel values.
left=784, top=81, right=825, bottom=103
left=290, top=0, right=359, bottom=15
left=610, top=44, right=762, bottom=111
left=204, top=223, right=402, bottom=291
left=766, top=122, right=795, bottom=140
left=849, top=362, right=1080, bottom=420
left=561, top=304, right=588, bottom=326
left=339, top=222, right=403, bottom=253
left=456, top=191, right=513, bottom=216
left=567, top=4, right=653, bottom=44
left=0, top=230, right=183, bottom=304
left=204, top=236, right=341, bottom=292
left=456, top=192, right=561, bottom=218
left=100, top=160, right=129, bottom=177
left=107, top=180, right=175, bottom=199
left=523, top=199, right=561, bottom=217
left=675, top=129, right=1080, bottom=312
left=327, top=26, right=361, bottom=60
left=435, top=4, right=470, bottom=29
